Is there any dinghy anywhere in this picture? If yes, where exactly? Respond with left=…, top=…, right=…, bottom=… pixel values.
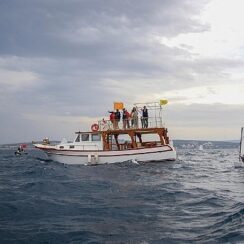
left=14, top=144, right=28, bottom=156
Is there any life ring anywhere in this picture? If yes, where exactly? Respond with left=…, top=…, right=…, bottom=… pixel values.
left=91, top=123, right=99, bottom=132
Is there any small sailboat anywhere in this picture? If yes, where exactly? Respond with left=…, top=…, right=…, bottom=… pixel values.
left=239, top=127, right=244, bottom=162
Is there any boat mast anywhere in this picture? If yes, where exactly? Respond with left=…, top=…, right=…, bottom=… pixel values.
left=239, top=127, right=244, bottom=162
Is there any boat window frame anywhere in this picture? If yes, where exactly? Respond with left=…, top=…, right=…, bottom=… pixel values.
left=91, top=133, right=101, bottom=142
left=75, top=134, right=80, bottom=142
left=81, top=133, right=90, bottom=141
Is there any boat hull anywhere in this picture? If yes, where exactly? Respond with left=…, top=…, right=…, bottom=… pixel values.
left=35, top=144, right=176, bottom=165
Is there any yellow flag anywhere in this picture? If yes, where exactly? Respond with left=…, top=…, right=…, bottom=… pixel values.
left=114, top=102, right=124, bottom=110
left=160, top=99, right=168, bottom=105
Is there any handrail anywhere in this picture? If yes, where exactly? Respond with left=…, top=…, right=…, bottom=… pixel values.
left=98, top=117, right=164, bottom=131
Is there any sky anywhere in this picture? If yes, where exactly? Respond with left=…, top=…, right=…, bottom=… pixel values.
left=1, top=0, right=244, bottom=144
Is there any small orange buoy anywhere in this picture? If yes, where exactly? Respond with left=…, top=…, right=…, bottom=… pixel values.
left=91, top=123, right=99, bottom=132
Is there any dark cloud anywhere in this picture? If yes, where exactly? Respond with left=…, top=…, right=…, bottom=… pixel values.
left=0, top=0, right=209, bottom=57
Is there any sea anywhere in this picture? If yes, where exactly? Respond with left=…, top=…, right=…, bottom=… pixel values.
left=0, top=146, right=244, bottom=244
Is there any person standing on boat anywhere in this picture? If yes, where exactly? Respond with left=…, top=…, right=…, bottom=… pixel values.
left=109, top=111, right=116, bottom=129
left=115, top=109, right=121, bottom=129
left=131, top=107, right=138, bottom=128
left=141, top=106, right=149, bottom=128
left=17, top=146, right=23, bottom=153
left=122, top=108, right=130, bottom=129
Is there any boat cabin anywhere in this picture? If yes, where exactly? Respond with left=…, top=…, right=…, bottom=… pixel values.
left=66, top=131, right=104, bottom=150
left=74, top=132, right=102, bottom=143
left=70, top=127, right=169, bottom=152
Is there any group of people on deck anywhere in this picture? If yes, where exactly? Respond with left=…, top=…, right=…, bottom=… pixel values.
left=109, top=106, right=148, bottom=130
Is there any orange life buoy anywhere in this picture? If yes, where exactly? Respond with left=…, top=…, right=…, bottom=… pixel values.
left=91, top=123, right=99, bottom=132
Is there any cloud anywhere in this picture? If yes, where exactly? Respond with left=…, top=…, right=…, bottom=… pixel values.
left=0, top=69, right=38, bottom=90
left=154, top=82, right=244, bottom=105
left=0, top=0, right=208, bottom=57
left=0, top=0, right=243, bottom=143
left=166, top=103, right=244, bottom=140
left=0, top=0, right=210, bottom=116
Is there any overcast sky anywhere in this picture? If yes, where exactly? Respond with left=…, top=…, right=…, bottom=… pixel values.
left=1, top=0, right=244, bottom=144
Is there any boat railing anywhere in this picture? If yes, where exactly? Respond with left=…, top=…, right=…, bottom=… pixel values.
left=84, top=144, right=100, bottom=151
left=98, top=117, right=164, bottom=131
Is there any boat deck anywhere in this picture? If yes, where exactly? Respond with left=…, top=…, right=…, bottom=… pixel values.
left=99, top=127, right=169, bottom=151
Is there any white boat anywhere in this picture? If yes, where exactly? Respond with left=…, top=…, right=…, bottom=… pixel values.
left=239, top=127, right=244, bottom=162
left=34, top=101, right=176, bottom=165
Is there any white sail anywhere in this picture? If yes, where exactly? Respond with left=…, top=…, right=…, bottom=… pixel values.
left=239, top=127, right=244, bottom=162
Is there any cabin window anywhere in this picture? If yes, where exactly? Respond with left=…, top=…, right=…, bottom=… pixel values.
left=92, top=134, right=101, bottom=141
left=69, top=145, right=75, bottom=149
left=75, top=134, right=80, bottom=142
left=59, top=146, right=64, bottom=149
left=81, top=133, right=89, bottom=141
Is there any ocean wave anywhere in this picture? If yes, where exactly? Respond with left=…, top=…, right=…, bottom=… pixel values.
left=0, top=148, right=243, bottom=243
